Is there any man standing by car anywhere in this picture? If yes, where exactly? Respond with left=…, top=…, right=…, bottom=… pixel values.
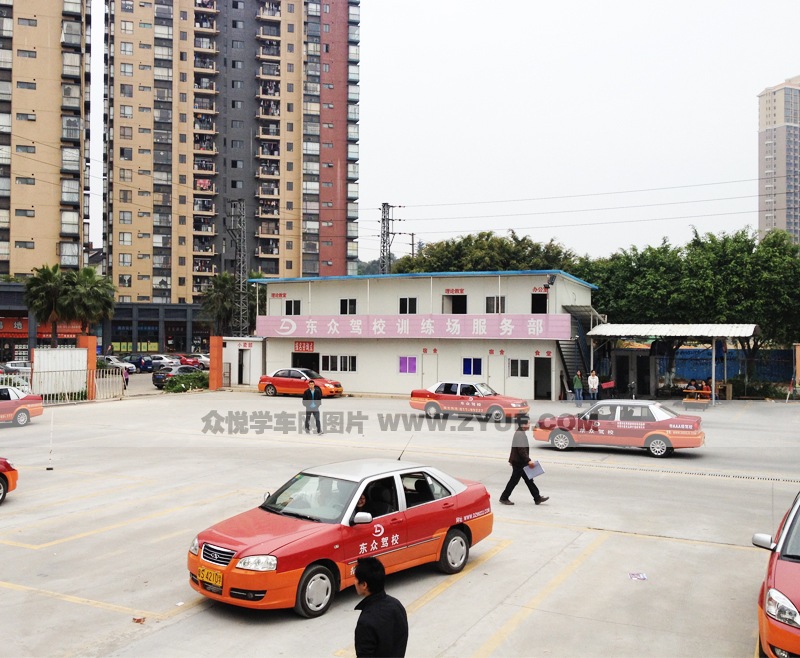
left=499, top=415, right=549, bottom=506
left=353, top=557, right=408, bottom=657
left=302, top=379, right=322, bottom=433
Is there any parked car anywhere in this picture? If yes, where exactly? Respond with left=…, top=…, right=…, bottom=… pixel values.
left=152, top=365, right=198, bottom=389
left=0, top=374, right=32, bottom=394
left=258, top=368, right=343, bottom=397
left=0, top=363, right=20, bottom=374
left=124, top=354, right=153, bottom=373
left=409, top=381, right=529, bottom=422
left=150, top=354, right=180, bottom=369
left=0, top=386, right=43, bottom=426
left=0, top=457, right=17, bottom=504
left=187, top=353, right=211, bottom=370
left=100, top=355, right=136, bottom=373
left=752, top=491, right=800, bottom=658
left=175, top=353, right=201, bottom=368
left=532, top=399, right=705, bottom=458
left=187, top=458, right=493, bottom=616
left=5, top=360, right=31, bottom=375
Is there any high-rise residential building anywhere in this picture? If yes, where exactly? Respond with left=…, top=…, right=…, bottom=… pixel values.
left=104, top=0, right=360, bottom=306
left=0, top=0, right=92, bottom=276
left=758, top=75, right=800, bottom=244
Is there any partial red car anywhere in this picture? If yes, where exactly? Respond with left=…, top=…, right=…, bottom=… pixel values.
left=753, top=491, right=800, bottom=658
left=175, top=354, right=201, bottom=367
left=187, top=458, right=493, bottom=617
left=0, top=457, right=17, bottom=504
left=0, top=385, right=43, bottom=426
left=258, top=368, right=343, bottom=397
left=532, top=399, right=704, bottom=457
left=409, top=381, right=529, bottom=422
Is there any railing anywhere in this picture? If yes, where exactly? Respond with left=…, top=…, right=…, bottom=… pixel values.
left=29, top=368, right=125, bottom=405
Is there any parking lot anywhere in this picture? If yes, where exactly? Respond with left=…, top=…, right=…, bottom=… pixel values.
left=1, top=387, right=798, bottom=657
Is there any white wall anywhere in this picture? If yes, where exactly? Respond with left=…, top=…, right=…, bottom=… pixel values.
left=222, top=338, right=265, bottom=386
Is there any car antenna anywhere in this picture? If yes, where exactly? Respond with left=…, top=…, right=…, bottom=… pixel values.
left=398, top=434, right=414, bottom=461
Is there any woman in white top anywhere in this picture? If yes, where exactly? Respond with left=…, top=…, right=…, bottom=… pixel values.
left=587, top=370, right=599, bottom=400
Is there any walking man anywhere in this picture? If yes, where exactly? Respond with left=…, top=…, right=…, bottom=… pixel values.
left=499, top=415, right=549, bottom=506
left=302, top=379, right=322, bottom=433
left=353, top=556, right=408, bottom=657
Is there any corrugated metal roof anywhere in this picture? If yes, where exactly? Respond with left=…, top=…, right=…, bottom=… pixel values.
left=587, top=324, right=760, bottom=338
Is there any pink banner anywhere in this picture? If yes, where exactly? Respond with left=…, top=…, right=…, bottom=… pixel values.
left=256, top=314, right=571, bottom=340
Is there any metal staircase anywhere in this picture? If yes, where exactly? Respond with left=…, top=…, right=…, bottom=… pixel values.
left=556, top=316, right=590, bottom=397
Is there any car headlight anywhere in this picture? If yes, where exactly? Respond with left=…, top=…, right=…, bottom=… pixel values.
left=766, top=588, right=800, bottom=628
left=510, top=402, right=526, bottom=408
left=189, top=537, right=199, bottom=555
left=324, top=383, right=334, bottom=389
left=237, top=555, right=278, bottom=571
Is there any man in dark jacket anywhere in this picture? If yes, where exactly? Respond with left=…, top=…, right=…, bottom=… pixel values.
left=354, top=557, right=408, bottom=657
left=302, top=379, right=323, bottom=433
left=499, top=415, right=549, bottom=506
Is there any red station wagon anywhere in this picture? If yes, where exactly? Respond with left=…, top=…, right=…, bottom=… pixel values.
left=532, top=399, right=705, bottom=457
left=409, top=382, right=530, bottom=422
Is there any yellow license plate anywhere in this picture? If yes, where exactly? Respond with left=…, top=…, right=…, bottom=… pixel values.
left=197, top=565, right=223, bottom=588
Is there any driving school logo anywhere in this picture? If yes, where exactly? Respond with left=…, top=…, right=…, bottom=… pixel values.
left=372, top=523, right=385, bottom=538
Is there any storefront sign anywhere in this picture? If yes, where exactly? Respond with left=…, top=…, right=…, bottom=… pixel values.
left=294, top=340, right=315, bottom=352
left=0, top=318, right=83, bottom=338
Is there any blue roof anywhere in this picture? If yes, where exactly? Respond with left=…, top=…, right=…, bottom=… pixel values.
left=248, top=269, right=598, bottom=290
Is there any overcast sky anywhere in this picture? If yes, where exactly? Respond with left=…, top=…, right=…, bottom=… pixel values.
left=356, top=0, right=800, bottom=262
left=91, top=1, right=800, bottom=263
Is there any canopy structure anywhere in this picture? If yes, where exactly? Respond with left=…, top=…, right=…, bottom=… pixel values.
left=586, top=324, right=762, bottom=401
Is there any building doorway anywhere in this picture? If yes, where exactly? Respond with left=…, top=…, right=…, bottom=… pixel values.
left=292, top=352, right=320, bottom=371
left=533, top=357, right=551, bottom=400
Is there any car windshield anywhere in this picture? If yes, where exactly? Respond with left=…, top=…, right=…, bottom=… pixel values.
left=298, top=368, right=323, bottom=379
left=475, top=383, right=497, bottom=396
left=781, top=508, right=800, bottom=560
left=260, top=473, right=358, bottom=524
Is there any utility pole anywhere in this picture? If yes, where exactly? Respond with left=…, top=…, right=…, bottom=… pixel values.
left=380, top=202, right=393, bottom=274
left=227, top=199, right=248, bottom=337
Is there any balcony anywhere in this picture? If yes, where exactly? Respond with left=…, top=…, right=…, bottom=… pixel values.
left=193, top=139, right=217, bottom=154
left=193, top=258, right=216, bottom=274
left=257, top=4, right=281, bottom=20
left=257, top=26, right=281, bottom=40
left=256, top=221, right=279, bottom=236
left=192, top=238, right=216, bottom=254
left=257, top=101, right=280, bottom=119
left=256, top=203, right=280, bottom=220
left=258, top=42, right=280, bottom=59
left=194, top=18, right=218, bottom=34
left=258, top=64, right=280, bottom=79
left=194, top=38, right=217, bottom=53
left=193, top=98, right=217, bottom=114
left=193, top=178, right=216, bottom=194
left=63, top=0, right=81, bottom=15
left=193, top=58, right=217, bottom=73
left=194, top=0, right=218, bottom=12
left=193, top=220, right=217, bottom=234
left=257, top=82, right=280, bottom=98
left=259, top=124, right=280, bottom=138
left=193, top=159, right=216, bottom=173
left=256, top=184, right=280, bottom=198
left=256, top=244, right=280, bottom=258
left=193, top=116, right=217, bottom=133
left=193, top=199, right=215, bottom=215
left=257, top=163, right=280, bottom=178
left=194, top=78, right=217, bottom=94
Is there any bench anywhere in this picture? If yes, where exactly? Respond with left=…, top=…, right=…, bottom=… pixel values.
left=682, top=391, right=711, bottom=410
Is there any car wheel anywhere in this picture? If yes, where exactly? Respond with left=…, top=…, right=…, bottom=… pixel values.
left=13, top=409, right=29, bottom=427
left=437, top=528, right=469, bottom=574
left=294, top=564, right=336, bottom=618
left=0, top=475, right=6, bottom=504
left=265, top=384, right=277, bottom=397
left=156, top=385, right=163, bottom=390
left=647, top=436, right=671, bottom=458
left=551, top=430, right=573, bottom=451
left=424, top=402, right=442, bottom=418
left=486, top=406, right=505, bottom=423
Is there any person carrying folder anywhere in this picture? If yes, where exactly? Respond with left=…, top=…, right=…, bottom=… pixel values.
left=499, top=415, right=549, bottom=506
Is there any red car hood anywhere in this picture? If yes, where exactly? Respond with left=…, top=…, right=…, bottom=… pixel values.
left=198, top=507, right=329, bottom=556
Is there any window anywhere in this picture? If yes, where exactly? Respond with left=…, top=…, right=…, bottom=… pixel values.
left=340, top=298, right=356, bottom=314
left=118, top=274, right=132, bottom=288
left=531, top=293, right=547, bottom=314
left=232, top=60, right=243, bottom=69
left=232, top=20, right=244, bottom=28
left=120, top=41, right=133, bottom=55
left=231, top=80, right=243, bottom=89
left=121, top=20, right=133, bottom=34
left=120, top=63, right=133, bottom=76
left=119, top=232, right=132, bottom=246
left=119, top=253, right=132, bottom=267
left=399, top=297, right=417, bottom=314
left=15, top=209, right=34, bottom=217
left=231, top=139, right=244, bottom=148
left=120, top=105, right=133, bottom=118
left=15, top=113, right=35, bottom=121
left=17, top=50, right=37, bottom=58
left=231, top=40, right=244, bottom=49
left=16, top=81, right=36, bottom=90
left=231, top=119, right=244, bottom=128
left=15, top=241, right=35, bottom=249
left=463, top=358, right=482, bottom=376
left=15, top=177, right=35, bottom=185
left=231, top=100, right=242, bottom=109
left=486, top=296, right=505, bottom=314
left=18, top=18, right=38, bottom=26
left=120, top=84, right=133, bottom=97
left=321, top=355, right=356, bottom=372
left=119, top=190, right=132, bottom=203
left=509, top=359, right=530, bottom=378
left=118, top=211, right=132, bottom=224
left=399, top=356, right=417, bottom=374
left=285, top=299, right=300, bottom=315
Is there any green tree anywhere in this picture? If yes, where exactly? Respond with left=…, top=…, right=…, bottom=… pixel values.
left=63, top=267, right=116, bottom=333
left=24, top=264, right=69, bottom=348
left=200, top=272, right=236, bottom=335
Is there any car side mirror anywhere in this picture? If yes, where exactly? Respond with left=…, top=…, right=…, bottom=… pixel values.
left=263, top=491, right=271, bottom=503
left=352, top=511, right=373, bottom=525
left=752, top=533, right=776, bottom=551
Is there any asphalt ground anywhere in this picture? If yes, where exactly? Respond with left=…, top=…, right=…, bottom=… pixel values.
left=1, top=381, right=798, bottom=657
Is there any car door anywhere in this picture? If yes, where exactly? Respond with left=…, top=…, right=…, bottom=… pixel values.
left=457, top=384, right=484, bottom=416
left=289, top=369, right=310, bottom=396
left=400, top=470, right=456, bottom=563
left=341, top=476, right=407, bottom=575
left=433, top=382, right=460, bottom=413
left=576, top=403, right=620, bottom=446
left=0, top=387, right=14, bottom=421
left=618, top=404, right=654, bottom=447
left=269, top=369, right=291, bottom=394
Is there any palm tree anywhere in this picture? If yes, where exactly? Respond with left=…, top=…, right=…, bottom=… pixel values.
left=24, top=264, right=68, bottom=348
left=64, top=267, right=116, bottom=333
left=200, top=272, right=236, bottom=335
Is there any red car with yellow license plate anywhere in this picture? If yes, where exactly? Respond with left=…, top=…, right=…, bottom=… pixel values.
left=752, top=491, right=800, bottom=658
left=187, top=458, right=493, bottom=617
left=0, top=385, right=43, bottom=427
left=532, top=399, right=704, bottom=457
left=409, top=381, right=529, bottom=422
left=0, top=457, right=17, bottom=504
left=257, top=367, right=343, bottom=397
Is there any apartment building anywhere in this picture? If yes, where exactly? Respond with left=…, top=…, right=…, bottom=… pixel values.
left=758, top=75, right=800, bottom=243
left=0, top=0, right=91, bottom=276
left=104, top=0, right=360, bottom=307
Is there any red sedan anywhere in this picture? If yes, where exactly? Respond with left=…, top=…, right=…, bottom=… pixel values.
left=409, top=381, right=529, bottom=422
left=175, top=354, right=201, bottom=367
left=753, top=491, right=800, bottom=658
left=0, top=385, right=43, bottom=426
left=258, top=368, right=343, bottom=397
left=187, top=458, right=493, bottom=617
left=0, top=457, right=17, bottom=504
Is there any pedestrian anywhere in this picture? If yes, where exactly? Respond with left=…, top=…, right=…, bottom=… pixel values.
left=353, top=556, right=408, bottom=658
left=587, top=369, right=599, bottom=401
left=499, top=415, right=549, bottom=506
left=573, top=370, right=584, bottom=407
left=302, top=379, right=322, bottom=433
left=122, top=367, right=129, bottom=390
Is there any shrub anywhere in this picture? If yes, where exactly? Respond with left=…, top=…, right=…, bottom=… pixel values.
left=164, top=370, right=209, bottom=393
left=729, top=377, right=786, bottom=399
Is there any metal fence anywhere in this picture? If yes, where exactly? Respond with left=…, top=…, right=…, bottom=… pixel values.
left=1, top=368, right=125, bottom=406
